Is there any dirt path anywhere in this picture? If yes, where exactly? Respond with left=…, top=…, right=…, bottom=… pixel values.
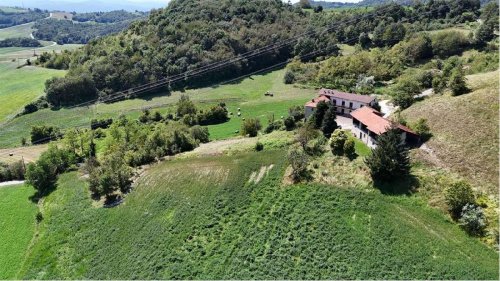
left=182, top=137, right=256, bottom=157
left=0, top=180, right=25, bottom=188
left=0, top=144, right=48, bottom=164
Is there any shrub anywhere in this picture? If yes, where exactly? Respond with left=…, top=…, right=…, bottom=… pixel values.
left=26, top=146, right=77, bottom=197
left=255, top=142, right=264, bottom=151
left=444, top=180, right=475, bottom=216
left=198, top=105, right=228, bottom=125
left=284, top=69, right=295, bottom=84
left=287, top=144, right=310, bottom=183
left=265, top=120, right=283, bottom=134
left=288, top=105, right=305, bottom=122
left=45, top=74, right=98, bottom=107
left=296, top=121, right=319, bottom=149
left=365, top=127, right=410, bottom=182
left=459, top=203, right=487, bottom=236
left=0, top=161, right=25, bottom=182
left=343, top=138, right=355, bottom=159
left=190, top=125, right=210, bottom=143
left=91, top=118, right=113, bottom=130
left=30, top=125, right=60, bottom=144
left=449, top=67, right=469, bottom=96
left=284, top=116, right=296, bottom=131
left=410, top=118, right=431, bottom=141
left=431, top=31, right=469, bottom=58
left=176, top=95, right=197, bottom=117
left=330, top=129, right=348, bottom=156
left=139, top=109, right=151, bottom=123
left=241, top=118, right=262, bottom=137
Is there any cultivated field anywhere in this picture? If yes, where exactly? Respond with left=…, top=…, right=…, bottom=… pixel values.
left=0, top=22, right=34, bottom=40
left=0, top=62, right=65, bottom=124
left=13, top=149, right=499, bottom=279
left=0, top=184, right=37, bottom=279
left=0, top=69, right=316, bottom=148
left=403, top=70, right=499, bottom=195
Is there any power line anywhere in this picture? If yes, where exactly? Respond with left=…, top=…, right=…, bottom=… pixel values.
left=0, top=3, right=449, bottom=156
left=0, top=3, right=401, bottom=129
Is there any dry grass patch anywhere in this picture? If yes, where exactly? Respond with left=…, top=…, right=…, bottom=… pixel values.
left=402, top=70, right=499, bottom=195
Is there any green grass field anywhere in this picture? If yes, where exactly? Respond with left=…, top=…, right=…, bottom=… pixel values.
left=0, top=69, right=316, bottom=148
left=0, top=62, right=65, bottom=124
left=0, top=184, right=38, bottom=279
left=12, top=149, right=498, bottom=279
left=0, top=22, right=34, bottom=40
left=0, top=6, right=27, bottom=13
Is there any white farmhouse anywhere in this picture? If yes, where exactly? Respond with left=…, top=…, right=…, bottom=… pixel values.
left=305, top=89, right=377, bottom=118
left=350, top=106, right=419, bottom=148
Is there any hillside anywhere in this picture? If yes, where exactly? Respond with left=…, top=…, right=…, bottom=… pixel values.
left=402, top=70, right=499, bottom=195
left=13, top=150, right=499, bottom=279
left=0, top=184, right=38, bottom=279
left=0, top=62, right=65, bottom=123
left=0, top=69, right=315, bottom=148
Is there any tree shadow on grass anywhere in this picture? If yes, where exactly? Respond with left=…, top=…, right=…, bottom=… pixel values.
left=373, top=174, right=420, bottom=196
left=29, top=182, right=58, bottom=203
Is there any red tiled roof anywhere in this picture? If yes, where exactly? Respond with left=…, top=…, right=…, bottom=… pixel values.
left=351, top=107, right=418, bottom=136
left=319, top=88, right=375, bottom=104
left=305, top=95, right=329, bottom=108
left=397, top=124, right=418, bottom=135
left=350, top=106, right=402, bottom=135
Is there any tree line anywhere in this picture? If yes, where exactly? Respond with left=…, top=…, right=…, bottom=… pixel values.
left=0, top=8, right=48, bottom=28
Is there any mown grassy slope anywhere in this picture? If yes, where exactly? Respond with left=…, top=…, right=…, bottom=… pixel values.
left=403, top=70, right=499, bottom=195
left=0, top=62, right=65, bottom=124
left=16, top=150, right=498, bottom=279
left=0, top=69, right=315, bottom=148
left=0, top=22, right=34, bottom=40
left=0, top=184, right=38, bottom=279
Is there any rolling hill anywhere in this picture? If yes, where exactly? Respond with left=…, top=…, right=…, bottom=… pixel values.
left=402, top=70, right=499, bottom=196
left=9, top=149, right=499, bottom=279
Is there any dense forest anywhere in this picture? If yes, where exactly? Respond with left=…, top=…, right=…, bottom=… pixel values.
left=32, top=18, right=138, bottom=44
left=0, top=37, right=41, bottom=47
left=0, top=8, right=48, bottom=28
left=72, top=10, right=146, bottom=23
left=38, top=0, right=486, bottom=108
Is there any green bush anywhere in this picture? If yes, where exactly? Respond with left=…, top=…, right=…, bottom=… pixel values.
left=241, top=118, right=262, bottom=137
left=284, top=69, right=295, bottom=84
left=343, top=138, right=355, bottom=159
left=176, top=95, right=197, bottom=117
left=190, top=125, right=210, bottom=143
left=283, top=116, right=295, bottom=131
left=459, top=203, right=487, bottom=236
left=410, top=118, right=431, bottom=141
left=255, top=142, right=264, bottom=152
left=444, top=181, right=475, bottom=216
left=26, top=146, right=77, bottom=197
left=431, top=31, right=469, bottom=58
left=330, top=129, right=349, bottom=156
left=287, top=144, right=310, bottom=183
left=30, top=125, right=60, bottom=145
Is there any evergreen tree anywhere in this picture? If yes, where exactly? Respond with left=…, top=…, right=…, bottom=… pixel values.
left=358, top=32, right=371, bottom=49
left=365, top=127, right=410, bottom=182
left=321, top=106, right=338, bottom=138
left=449, top=67, right=469, bottom=96
left=313, top=101, right=329, bottom=129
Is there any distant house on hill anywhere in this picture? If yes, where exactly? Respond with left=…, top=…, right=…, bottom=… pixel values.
left=304, top=89, right=377, bottom=118
left=350, top=106, right=419, bottom=148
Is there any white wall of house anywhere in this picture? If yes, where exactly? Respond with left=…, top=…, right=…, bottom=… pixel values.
left=328, top=97, right=376, bottom=116
left=351, top=126, right=378, bottom=148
